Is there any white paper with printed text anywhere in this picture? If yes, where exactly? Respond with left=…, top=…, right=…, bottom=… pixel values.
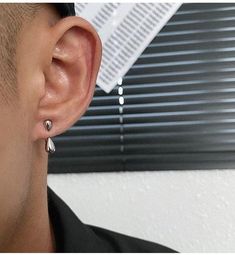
left=75, top=3, right=182, bottom=93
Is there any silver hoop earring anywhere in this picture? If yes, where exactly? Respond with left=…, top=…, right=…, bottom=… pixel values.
left=44, top=119, right=56, bottom=154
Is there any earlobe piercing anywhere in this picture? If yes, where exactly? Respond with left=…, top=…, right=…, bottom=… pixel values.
left=44, top=119, right=56, bottom=154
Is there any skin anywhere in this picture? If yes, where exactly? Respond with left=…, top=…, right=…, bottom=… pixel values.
left=0, top=4, right=102, bottom=252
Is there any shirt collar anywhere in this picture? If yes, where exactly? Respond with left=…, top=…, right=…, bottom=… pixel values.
left=47, top=186, right=104, bottom=252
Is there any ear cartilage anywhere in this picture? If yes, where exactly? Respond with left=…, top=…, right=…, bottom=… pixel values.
left=44, top=119, right=56, bottom=154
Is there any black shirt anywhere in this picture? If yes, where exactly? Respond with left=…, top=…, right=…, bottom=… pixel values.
left=47, top=186, right=177, bottom=253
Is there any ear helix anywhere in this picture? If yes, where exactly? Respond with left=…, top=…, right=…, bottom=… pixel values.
left=43, top=119, right=56, bottom=154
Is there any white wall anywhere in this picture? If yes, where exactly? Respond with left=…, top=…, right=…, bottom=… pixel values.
left=48, top=169, right=235, bottom=252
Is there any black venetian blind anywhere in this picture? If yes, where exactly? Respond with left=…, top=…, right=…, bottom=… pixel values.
left=49, top=3, right=235, bottom=173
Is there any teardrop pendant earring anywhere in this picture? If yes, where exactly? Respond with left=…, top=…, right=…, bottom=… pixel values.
left=44, top=119, right=56, bottom=154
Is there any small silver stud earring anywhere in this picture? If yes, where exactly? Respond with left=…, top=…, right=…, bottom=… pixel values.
left=44, top=119, right=56, bottom=154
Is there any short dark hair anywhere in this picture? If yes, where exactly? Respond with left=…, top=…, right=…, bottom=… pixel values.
left=0, top=3, right=74, bottom=105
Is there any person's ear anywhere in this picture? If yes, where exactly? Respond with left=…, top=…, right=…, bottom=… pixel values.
left=32, top=16, right=102, bottom=141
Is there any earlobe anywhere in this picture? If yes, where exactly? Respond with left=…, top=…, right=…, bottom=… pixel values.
left=32, top=16, right=102, bottom=142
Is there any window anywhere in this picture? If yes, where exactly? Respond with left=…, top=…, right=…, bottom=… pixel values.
left=49, top=3, right=235, bottom=173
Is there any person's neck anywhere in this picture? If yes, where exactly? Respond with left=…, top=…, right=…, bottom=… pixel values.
left=2, top=141, right=56, bottom=252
